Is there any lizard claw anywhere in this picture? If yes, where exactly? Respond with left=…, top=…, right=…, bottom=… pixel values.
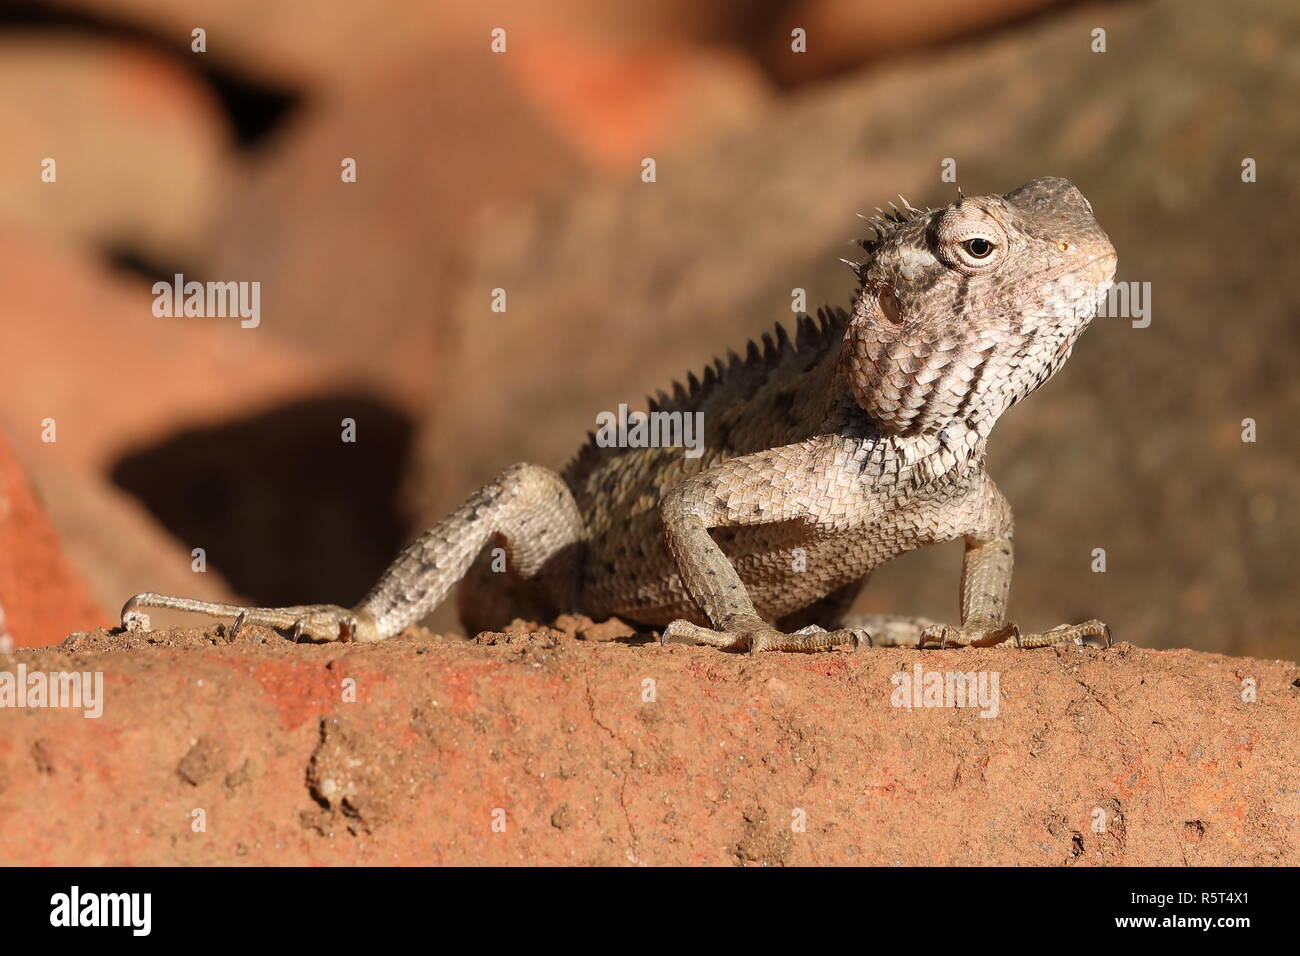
left=920, top=619, right=1111, bottom=649
left=805, top=625, right=872, bottom=651
left=662, top=619, right=868, bottom=653
left=918, top=622, right=1019, bottom=649
left=1015, top=619, right=1112, bottom=649
left=116, top=593, right=383, bottom=643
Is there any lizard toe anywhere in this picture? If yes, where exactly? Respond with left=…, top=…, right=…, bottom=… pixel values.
left=919, top=622, right=1019, bottom=649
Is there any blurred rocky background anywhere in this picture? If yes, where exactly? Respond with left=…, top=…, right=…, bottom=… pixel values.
left=0, top=0, right=1294, bottom=657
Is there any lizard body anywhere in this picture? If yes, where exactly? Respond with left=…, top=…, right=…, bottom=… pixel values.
left=124, top=177, right=1117, bottom=652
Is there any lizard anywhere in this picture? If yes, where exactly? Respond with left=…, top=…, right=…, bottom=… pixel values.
left=121, top=176, right=1117, bottom=653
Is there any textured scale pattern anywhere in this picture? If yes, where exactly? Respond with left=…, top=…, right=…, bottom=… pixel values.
left=123, top=178, right=1118, bottom=653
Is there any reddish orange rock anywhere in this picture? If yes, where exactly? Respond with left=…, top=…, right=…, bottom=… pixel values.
left=507, top=30, right=769, bottom=169
left=0, top=432, right=105, bottom=647
left=0, top=627, right=1295, bottom=865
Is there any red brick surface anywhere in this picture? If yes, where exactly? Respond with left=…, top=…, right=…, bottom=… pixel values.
left=1, top=626, right=1294, bottom=865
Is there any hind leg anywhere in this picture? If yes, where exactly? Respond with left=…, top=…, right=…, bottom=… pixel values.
left=122, top=463, right=586, bottom=642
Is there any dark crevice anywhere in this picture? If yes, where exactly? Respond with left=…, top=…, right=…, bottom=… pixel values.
left=110, top=395, right=415, bottom=608
left=102, top=244, right=199, bottom=288
left=0, top=1, right=301, bottom=148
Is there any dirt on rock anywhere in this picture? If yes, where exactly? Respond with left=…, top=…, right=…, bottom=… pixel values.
left=0, top=621, right=1294, bottom=865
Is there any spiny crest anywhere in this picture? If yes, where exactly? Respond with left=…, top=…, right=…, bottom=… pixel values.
left=643, top=307, right=846, bottom=417
left=563, top=308, right=848, bottom=484
left=845, top=195, right=931, bottom=277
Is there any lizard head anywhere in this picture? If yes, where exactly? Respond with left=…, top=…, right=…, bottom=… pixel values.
left=845, top=177, right=1117, bottom=439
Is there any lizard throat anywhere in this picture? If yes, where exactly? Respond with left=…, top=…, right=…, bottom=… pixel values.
left=849, top=424, right=987, bottom=489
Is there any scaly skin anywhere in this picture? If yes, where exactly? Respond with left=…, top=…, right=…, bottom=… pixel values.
left=123, top=177, right=1117, bottom=653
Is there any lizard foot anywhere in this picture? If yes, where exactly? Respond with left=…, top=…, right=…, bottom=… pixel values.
left=917, top=619, right=1110, bottom=649
left=120, top=593, right=382, bottom=643
left=660, top=619, right=870, bottom=653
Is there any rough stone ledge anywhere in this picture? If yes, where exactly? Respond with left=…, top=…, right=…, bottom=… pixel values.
left=0, top=623, right=1294, bottom=866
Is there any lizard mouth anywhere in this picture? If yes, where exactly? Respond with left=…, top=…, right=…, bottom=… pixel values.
left=1023, top=250, right=1118, bottom=323
left=1035, top=248, right=1118, bottom=287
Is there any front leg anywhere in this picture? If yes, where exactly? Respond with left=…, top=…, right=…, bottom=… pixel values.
left=917, top=480, right=1110, bottom=649
left=658, top=443, right=869, bottom=654
left=121, top=463, right=585, bottom=643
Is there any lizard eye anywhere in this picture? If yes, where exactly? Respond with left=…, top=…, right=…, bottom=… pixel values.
left=933, top=205, right=1006, bottom=275
left=945, top=229, right=1004, bottom=273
